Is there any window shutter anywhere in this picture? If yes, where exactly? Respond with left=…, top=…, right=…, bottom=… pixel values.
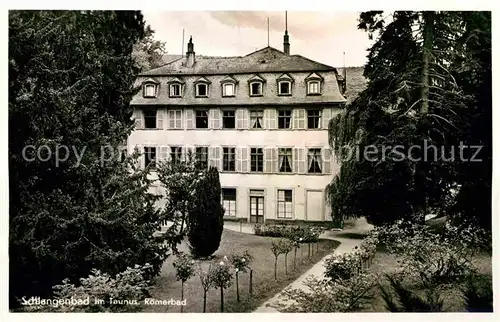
left=264, top=147, right=273, bottom=173
left=209, top=147, right=217, bottom=168
left=298, top=148, right=306, bottom=174
left=242, top=109, right=249, bottom=129
left=168, top=110, right=175, bottom=129
left=236, top=109, right=244, bottom=129
left=322, top=108, right=331, bottom=130
left=217, top=146, right=223, bottom=170
left=323, top=148, right=332, bottom=174
left=180, top=146, right=186, bottom=162
left=133, top=109, right=143, bottom=129
left=134, top=145, right=143, bottom=169
left=236, top=147, right=242, bottom=172
left=266, top=108, right=277, bottom=129
left=295, top=109, right=306, bottom=129
left=159, top=145, right=169, bottom=163
left=211, top=109, right=221, bottom=129
left=241, top=147, right=249, bottom=173
left=185, top=145, right=195, bottom=162
left=186, top=109, right=194, bottom=129
left=293, top=147, right=299, bottom=173
left=157, top=109, right=164, bottom=129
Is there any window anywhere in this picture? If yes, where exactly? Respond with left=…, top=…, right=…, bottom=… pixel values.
left=250, top=82, right=262, bottom=96
left=250, top=110, right=263, bottom=129
left=222, top=110, right=235, bottom=129
left=169, top=83, right=182, bottom=97
left=278, top=81, right=291, bottom=95
left=196, top=83, right=208, bottom=97
left=144, top=147, right=156, bottom=168
left=144, top=84, right=156, bottom=97
left=308, top=148, right=322, bottom=173
left=168, top=110, right=182, bottom=129
left=307, top=109, right=321, bottom=129
left=278, top=110, right=292, bottom=129
left=222, top=188, right=237, bottom=217
left=307, top=81, right=321, bottom=94
left=144, top=108, right=157, bottom=129
left=277, top=189, right=293, bottom=218
left=279, top=148, right=293, bottom=173
left=223, top=147, right=235, bottom=171
left=250, top=148, right=263, bottom=172
left=195, top=147, right=208, bottom=168
left=223, top=83, right=235, bottom=97
left=170, top=146, right=182, bottom=164
left=195, top=110, right=209, bottom=128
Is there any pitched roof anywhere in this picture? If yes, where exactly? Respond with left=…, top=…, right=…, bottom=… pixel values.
left=142, top=47, right=337, bottom=76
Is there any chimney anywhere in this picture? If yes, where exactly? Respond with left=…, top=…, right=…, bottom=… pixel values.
left=283, top=12, right=290, bottom=55
left=186, top=36, right=196, bottom=67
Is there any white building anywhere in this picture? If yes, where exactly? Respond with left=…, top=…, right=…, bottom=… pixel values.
left=128, top=32, right=346, bottom=224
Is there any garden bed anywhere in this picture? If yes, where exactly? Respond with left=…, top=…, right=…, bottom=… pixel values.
left=141, top=229, right=340, bottom=313
left=363, top=244, right=493, bottom=312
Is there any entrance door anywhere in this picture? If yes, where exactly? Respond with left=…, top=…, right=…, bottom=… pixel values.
left=250, top=196, right=264, bottom=223
left=306, top=190, right=323, bottom=221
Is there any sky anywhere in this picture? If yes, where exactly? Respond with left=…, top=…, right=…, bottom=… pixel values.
left=142, top=11, right=375, bottom=67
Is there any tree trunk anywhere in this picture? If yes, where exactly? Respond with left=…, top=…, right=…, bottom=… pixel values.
left=220, top=286, right=224, bottom=312
left=203, top=290, right=207, bottom=312
left=236, top=272, right=240, bottom=302
left=294, top=247, right=297, bottom=269
left=181, top=280, right=184, bottom=313
left=249, top=269, right=253, bottom=294
left=285, top=253, right=288, bottom=275
left=274, top=257, right=277, bottom=280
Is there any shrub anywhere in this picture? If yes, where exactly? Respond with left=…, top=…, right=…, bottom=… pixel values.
left=379, top=273, right=444, bottom=312
left=324, top=252, right=361, bottom=281
left=271, top=239, right=290, bottom=280
left=460, top=274, right=493, bottom=312
left=25, top=264, right=153, bottom=312
left=277, top=273, right=377, bottom=312
left=197, top=263, right=214, bottom=313
left=188, top=166, right=224, bottom=258
left=172, top=253, right=195, bottom=312
left=229, top=250, right=253, bottom=302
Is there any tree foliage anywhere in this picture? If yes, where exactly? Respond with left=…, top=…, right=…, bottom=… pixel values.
left=327, top=11, right=491, bottom=229
left=9, top=10, right=168, bottom=308
left=187, top=167, right=224, bottom=258
left=131, top=25, right=167, bottom=71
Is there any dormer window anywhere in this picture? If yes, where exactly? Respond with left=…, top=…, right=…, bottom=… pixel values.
left=250, top=82, right=262, bottom=96
left=167, top=77, right=185, bottom=98
left=276, top=73, right=294, bottom=96
left=142, top=78, right=160, bottom=98
left=195, top=76, right=211, bottom=98
left=196, top=83, right=208, bottom=97
left=305, top=72, right=323, bottom=95
left=223, top=83, right=235, bottom=97
left=248, top=74, right=265, bottom=97
left=307, top=81, right=321, bottom=94
left=221, top=75, right=238, bottom=97
left=278, top=81, right=291, bottom=95
left=170, top=84, right=182, bottom=97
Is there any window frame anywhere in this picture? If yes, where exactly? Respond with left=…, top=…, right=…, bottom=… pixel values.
left=144, top=146, right=157, bottom=169
left=307, top=80, right=321, bottom=95
left=222, top=188, right=237, bottom=217
left=222, top=147, right=236, bottom=172
left=250, top=147, right=264, bottom=172
left=278, top=148, right=293, bottom=173
left=168, top=109, right=183, bottom=129
left=222, top=110, right=236, bottom=129
left=143, top=108, right=157, bottom=129
left=222, top=83, right=236, bottom=97
left=307, top=148, right=323, bottom=174
left=195, top=146, right=209, bottom=169
left=143, top=83, right=157, bottom=98
left=170, top=146, right=183, bottom=164
left=250, top=110, right=264, bottom=129
left=277, top=80, right=292, bottom=96
left=278, top=109, right=292, bottom=129
left=249, top=81, right=263, bottom=96
left=307, top=109, right=322, bottom=129
left=195, top=109, right=209, bottom=129
left=195, top=83, right=209, bottom=97
left=169, top=83, right=183, bottom=98
left=277, top=189, right=293, bottom=219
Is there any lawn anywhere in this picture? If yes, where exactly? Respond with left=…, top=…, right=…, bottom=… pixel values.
left=363, top=244, right=493, bottom=312
left=142, top=229, right=340, bottom=313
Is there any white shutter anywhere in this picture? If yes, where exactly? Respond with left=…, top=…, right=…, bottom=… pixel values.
left=266, top=109, right=277, bottom=129
left=217, top=147, right=223, bottom=170
left=273, top=148, right=279, bottom=173
left=209, top=147, right=217, bottom=168
left=185, top=145, right=196, bottom=162
left=211, top=109, right=221, bottom=129
left=322, top=108, right=331, bottom=130
left=241, top=147, right=249, bottom=173
left=157, top=109, right=164, bottom=129
left=134, top=145, right=143, bottom=169
left=323, top=148, right=332, bottom=174
left=186, top=109, right=194, bottom=129
left=168, top=110, right=175, bottom=129
left=133, top=109, right=143, bottom=129
left=159, top=145, right=169, bottom=163
left=236, top=147, right=242, bottom=172
left=294, top=109, right=305, bottom=129
left=264, top=148, right=273, bottom=173
left=293, top=147, right=299, bottom=173
left=242, top=109, right=249, bottom=129
left=298, top=148, right=306, bottom=174
left=236, top=109, right=244, bottom=129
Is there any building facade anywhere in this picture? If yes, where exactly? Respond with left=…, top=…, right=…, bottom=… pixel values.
left=128, top=33, right=346, bottom=224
